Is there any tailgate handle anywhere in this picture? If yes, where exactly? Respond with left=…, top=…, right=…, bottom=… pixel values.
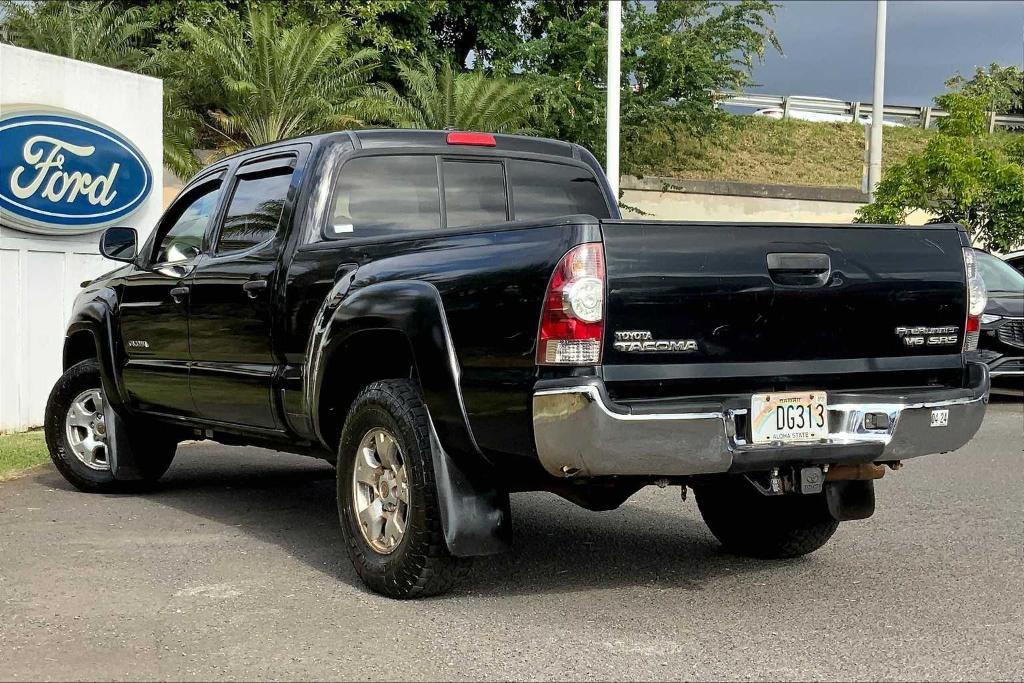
left=766, top=253, right=831, bottom=287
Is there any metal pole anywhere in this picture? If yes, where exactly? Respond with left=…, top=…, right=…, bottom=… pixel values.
left=868, top=0, right=887, bottom=200
left=606, top=0, right=621, bottom=198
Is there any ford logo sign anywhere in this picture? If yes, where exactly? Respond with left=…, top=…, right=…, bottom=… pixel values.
left=0, top=112, right=152, bottom=234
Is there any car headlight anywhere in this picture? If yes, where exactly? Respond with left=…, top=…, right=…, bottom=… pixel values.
left=980, top=313, right=1002, bottom=324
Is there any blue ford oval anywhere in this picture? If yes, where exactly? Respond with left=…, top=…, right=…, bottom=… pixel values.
left=0, top=113, right=152, bottom=231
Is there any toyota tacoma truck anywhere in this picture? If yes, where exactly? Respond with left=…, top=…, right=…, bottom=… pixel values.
left=46, top=130, right=990, bottom=598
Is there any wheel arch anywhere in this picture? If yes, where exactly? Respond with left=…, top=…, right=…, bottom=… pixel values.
left=63, top=328, right=99, bottom=370
left=309, top=280, right=480, bottom=464
left=316, top=327, right=417, bottom=452
left=63, top=289, right=129, bottom=413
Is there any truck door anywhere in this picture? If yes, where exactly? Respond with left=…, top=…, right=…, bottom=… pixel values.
left=186, top=149, right=304, bottom=429
left=119, top=173, right=225, bottom=416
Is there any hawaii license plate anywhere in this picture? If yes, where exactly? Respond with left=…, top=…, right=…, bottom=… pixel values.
left=750, top=391, right=828, bottom=444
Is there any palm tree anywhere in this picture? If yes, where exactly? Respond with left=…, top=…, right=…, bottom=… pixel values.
left=171, top=6, right=379, bottom=162
left=353, top=54, right=540, bottom=134
left=0, top=1, right=152, bottom=71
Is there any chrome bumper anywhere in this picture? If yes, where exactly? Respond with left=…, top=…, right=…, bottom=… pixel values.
left=532, top=364, right=990, bottom=478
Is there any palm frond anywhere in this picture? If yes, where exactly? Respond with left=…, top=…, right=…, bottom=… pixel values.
left=354, top=53, right=542, bottom=134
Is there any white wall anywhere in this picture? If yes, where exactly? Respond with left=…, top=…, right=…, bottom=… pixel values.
left=0, top=46, right=163, bottom=431
left=620, top=189, right=870, bottom=223
left=619, top=176, right=933, bottom=225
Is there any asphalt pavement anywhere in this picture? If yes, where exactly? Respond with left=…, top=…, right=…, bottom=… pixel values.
left=1, top=399, right=1021, bottom=681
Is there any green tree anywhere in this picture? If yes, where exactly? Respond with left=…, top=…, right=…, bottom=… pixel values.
left=162, top=5, right=379, bottom=172
left=0, top=0, right=153, bottom=70
left=499, top=0, right=781, bottom=167
left=946, top=63, right=1024, bottom=115
left=352, top=54, right=539, bottom=133
left=856, top=94, right=1024, bottom=252
left=428, top=0, right=527, bottom=68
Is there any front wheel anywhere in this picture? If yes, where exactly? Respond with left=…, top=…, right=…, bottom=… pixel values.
left=337, top=379, right=471, bottom=598
left=694, top=475, right=839, bottom=559
left=44, top=359, right=177, bottom=493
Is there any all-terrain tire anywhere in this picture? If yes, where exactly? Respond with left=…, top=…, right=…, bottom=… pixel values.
left=44, top=359, right=177, bottom=493
left=694, top=475, right=839, bottom=559
left=337, top=379, right=471, bottom=598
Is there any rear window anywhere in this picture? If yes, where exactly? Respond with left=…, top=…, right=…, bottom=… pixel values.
left=330, top=155, right=440, bottom=237
left=508, top=160, right=610, bottom=221
left=443, top=160, right=508, bottom=228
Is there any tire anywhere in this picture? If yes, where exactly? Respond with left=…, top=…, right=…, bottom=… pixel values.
left=337, top=379, right=471, bottom=598
left=694, top=475, right=839, bottom=559
left=44, top=359, right=177, bottom=493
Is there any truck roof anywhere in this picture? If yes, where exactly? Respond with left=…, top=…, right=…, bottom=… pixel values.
left=216, top=129, right=582, bottom=164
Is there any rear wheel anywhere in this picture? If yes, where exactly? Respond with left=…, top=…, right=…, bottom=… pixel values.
left=44, top=359, right=177, bottom=493
left=694, top=475, right=839, bottom=559
left=337, top=379, right=471, bottom=598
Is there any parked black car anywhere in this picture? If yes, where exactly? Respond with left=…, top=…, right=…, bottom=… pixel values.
left=46, top=130, right=990, bottom=598
left=973, top=249, right=1024, bottom=382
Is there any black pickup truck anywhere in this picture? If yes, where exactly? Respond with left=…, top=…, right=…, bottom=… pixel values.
left=46, top=130, right=990, bottom=598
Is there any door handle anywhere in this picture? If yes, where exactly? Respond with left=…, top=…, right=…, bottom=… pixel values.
left=169, top=286, right=189, bottom=304
left=766, top=253, right=831, bottom=287
left=242, top=279, right=268, bottom=299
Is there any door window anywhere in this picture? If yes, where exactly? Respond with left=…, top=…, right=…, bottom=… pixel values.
left=216, top=168, right=294, bottom=254
left=442, top=160, right=507, bottom=228
left=153, top=182, right=223, bottom=264
left=508, top=160, right=610, bottom=221
left=329, top=155, right=440, bottom=238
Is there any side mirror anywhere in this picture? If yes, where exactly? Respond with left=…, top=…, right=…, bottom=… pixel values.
left=99, top=227, right=137, bottom=262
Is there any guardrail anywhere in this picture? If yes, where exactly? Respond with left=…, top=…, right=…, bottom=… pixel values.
left=718, top=92, right=1024, bottom=132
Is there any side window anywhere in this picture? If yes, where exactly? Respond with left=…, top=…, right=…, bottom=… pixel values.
left=508, top=160, right=610, bottom=221
left=442, top=160, right=507, bottom=228
left=217, top=167, right=294, bottom=254
left=329, top=155, right=440, bottom=238
left=153, top=182, right=222, bottom=264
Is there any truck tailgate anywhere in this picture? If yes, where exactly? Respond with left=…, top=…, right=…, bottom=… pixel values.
left=600, top=220, right=968, bottom=391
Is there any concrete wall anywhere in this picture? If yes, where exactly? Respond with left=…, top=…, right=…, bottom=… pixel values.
left=619, top=176, right=932, bottom=225
left=1, top=46, right=163, bottom=431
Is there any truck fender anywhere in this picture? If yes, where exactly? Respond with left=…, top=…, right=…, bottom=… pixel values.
left=63, top=288, right=144, bottom=480
left=309, top=279, right=511, bottom=556
left=64, top=288, right=129, bottom=413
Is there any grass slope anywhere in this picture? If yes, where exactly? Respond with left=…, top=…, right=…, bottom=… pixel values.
left=0, top=431, right=49, bottom=480
left=629, top=116, right=936, bottom=189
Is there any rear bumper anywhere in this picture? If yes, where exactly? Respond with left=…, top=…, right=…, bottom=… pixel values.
left=972, top=349, right=1024, bottom=378
left=532, top=362, right=990, bottom=478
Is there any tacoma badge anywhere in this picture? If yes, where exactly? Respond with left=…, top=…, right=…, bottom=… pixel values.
left=613, top=330, right=698, bottom=353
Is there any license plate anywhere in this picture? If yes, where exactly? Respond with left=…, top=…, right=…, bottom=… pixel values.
left=750, top=391, right=828, bottom=444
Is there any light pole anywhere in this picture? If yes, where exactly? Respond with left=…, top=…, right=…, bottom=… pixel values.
left=868, top=0, right=887, bottom=200
left=606, top=0, right=621, bottom=198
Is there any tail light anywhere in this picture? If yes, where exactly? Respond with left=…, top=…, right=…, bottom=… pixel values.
left=962, top=247, right=987, bottom=351
left=537, top=243, right=605, bottom=365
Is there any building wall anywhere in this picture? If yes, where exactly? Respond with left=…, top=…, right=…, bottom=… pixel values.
left=0, top=46, right=163, bottom=431
left=620, top=189, right=868, bottom=223
left=619, top=176, right=932, bottom=225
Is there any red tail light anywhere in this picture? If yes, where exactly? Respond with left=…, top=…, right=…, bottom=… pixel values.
left=962, top=248, right=986, bottom=352
left=446, top=131, right=496, bottom=147
left=537, top=243, right=605, bottom=365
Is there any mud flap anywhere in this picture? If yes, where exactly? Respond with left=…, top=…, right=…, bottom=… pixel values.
left=427, top=419, right=511, bottom=557
left=825, top=480, right=876, bottom=521
left=104, top=402, right=144, bottom=481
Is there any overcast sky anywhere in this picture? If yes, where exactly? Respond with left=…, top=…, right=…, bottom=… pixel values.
left=748, top=0, right=1024, bottom=105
